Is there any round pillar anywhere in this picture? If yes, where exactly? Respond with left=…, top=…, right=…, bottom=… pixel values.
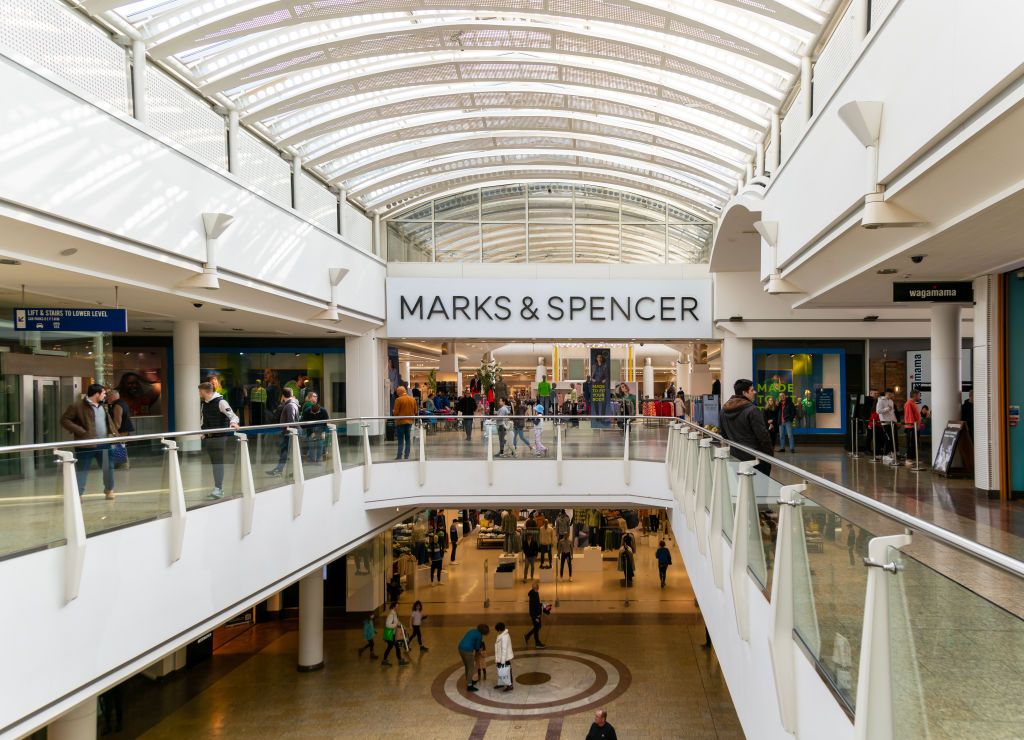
left=535, top=357, right=546, bottom=384
left=643, top=357, right=655, bottom=399
left=930, top=304, right=963, bottom=461
left=173, top=321, right=200, bottom=444
left=48, top=697, right=97, bottom=740
left=297, top=571, right=324, bottom=672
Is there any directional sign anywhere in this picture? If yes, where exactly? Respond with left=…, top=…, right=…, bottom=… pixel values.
left=13, top=308, right=128, bottom=332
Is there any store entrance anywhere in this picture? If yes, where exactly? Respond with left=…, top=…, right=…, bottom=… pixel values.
left=32, top=376, right=75, bottom=444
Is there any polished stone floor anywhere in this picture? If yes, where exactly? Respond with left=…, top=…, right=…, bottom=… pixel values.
left=116, top=525, right=739, bottom=739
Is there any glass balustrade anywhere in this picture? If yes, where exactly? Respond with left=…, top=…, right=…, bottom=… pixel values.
left=81, top=437, right=171, bottom=537
left=0, top=449, right=63, bottom=558
left=887, top=547, right=1024, bottom=739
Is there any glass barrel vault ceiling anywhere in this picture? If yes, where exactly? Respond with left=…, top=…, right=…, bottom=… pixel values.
left=86, top=0, right=838, bottom=256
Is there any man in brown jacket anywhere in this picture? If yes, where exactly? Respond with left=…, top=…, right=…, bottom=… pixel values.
left=61, top=383, right=117, bottom=499
left=392, top=385, right=418, bottom=460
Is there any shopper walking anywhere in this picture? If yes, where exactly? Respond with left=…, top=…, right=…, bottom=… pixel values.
left=381, top=602, right=409, bottom=666
left=358, top=613, right=379, bottom=659
left=876, top=388, right=898, bottom=458
left=904, top=390, right=923, bottom=465
left=776, top=390, right=797, bottom=453
left=266, top=387, right=300, bottom=476
left=586, top=709, right=618, bottom=740
left=456, top=389, right=477, bottom=440
left=105, top=389, right=134, bottom=469
left=522, top=532, right=539, bottom=581
left=523, top=581, right=546, bottom=648
left=557, top=534, right=573, bottom=580
left=409, top=600, right=429, bottom=652
left=458, top=624, right=490, bottom=692
left=720, top=379, right=774, bottom=476
left=449, top=519, right=460, bottom=563
left=197, top=382, right=241, bottom=499
left=299, top=392, right=329, bottom=463
left=532, top=404, right=547, bottom=456
left=655, top=540, right=673, bottom=588
left=763, top=396, right=779, bottom=451
left=496, top=397, right=511, bottom=456
left=428, top=532, right=444, bottom=583
left=493, top=622, right=515, bottom=692
left=510, top=399, right=529, bottom=454
left=392, top=385, right=417, bottom=460
left=61, top=383, right=117, bottom=499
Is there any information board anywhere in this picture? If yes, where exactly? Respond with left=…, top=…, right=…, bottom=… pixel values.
left=13, top=307, right=127, bottom=332
left=815, top=388, right=835, bottom=414
left=932, top=421, right=973, bottom=476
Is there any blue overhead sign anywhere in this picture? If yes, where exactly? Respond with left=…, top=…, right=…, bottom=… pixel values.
left=13, top=308, right=128, bottom=332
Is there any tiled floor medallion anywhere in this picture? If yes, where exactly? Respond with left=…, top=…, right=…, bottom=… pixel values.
left=432, top=648, right=631, bottom=720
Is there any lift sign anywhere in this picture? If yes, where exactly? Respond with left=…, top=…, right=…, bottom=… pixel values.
left=13, top=308, right=128, bottom=332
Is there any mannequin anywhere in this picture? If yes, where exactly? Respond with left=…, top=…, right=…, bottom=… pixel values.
left=249, top=379, right=267, bottom=425
left=801, top=389, right=815, bottom=428
left=500, top=510, right=517, bottom=553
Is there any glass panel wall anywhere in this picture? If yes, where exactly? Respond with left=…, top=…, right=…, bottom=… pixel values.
left=385, top=182, right=713, bottom=264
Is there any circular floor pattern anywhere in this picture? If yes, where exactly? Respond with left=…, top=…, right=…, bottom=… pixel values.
left=431, top=647, right=632, bottom=720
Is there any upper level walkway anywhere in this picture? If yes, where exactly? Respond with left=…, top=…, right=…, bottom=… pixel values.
left=1, top=414, right=1021, bottom=739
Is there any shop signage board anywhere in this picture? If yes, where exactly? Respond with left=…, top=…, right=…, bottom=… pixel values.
left=13, top=307, right=128, bottom=332
left=815, top=388, right=835, bottom=414
left=907, top=350, right=972, bottom=409
left=385, top=278, right=712, bottom=339
left=892, top=282, right=973, bottom=303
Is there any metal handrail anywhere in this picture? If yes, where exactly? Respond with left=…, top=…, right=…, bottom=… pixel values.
left=675, top=418, right=1024, bottom=579
left=0, top=414, right=669, bottom=454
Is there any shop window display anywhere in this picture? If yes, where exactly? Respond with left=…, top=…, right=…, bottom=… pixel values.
left=754, top=349, right=847, bottom=435
left=200, top=352, right=328, bottom=426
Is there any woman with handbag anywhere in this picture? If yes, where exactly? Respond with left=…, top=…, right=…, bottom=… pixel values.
left=380, top=602, right=409, bottom=667
left=493, top=622, right=514, bottom=692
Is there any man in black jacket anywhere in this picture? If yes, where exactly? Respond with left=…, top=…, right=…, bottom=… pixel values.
left=720, top=379, right=773, bottom=475
left=456, top=389, right=477, bottom=440
left=523, top=582, right=546, bottom=648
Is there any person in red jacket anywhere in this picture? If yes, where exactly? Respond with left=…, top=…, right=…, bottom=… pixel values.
left=903, top=390, right=923, bottom=465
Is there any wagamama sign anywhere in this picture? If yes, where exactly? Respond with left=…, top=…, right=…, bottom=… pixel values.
left=386, top=278, right=712, bottom=339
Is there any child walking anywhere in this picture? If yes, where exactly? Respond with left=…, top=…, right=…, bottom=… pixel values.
left=409, top=600, right=430, bottom=652
left=532, top=404, right=547, bottom=456
left=358, top=612, right=378, bottom=659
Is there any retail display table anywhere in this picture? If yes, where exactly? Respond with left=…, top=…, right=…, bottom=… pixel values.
left=575, top=547, right=604, bottom=572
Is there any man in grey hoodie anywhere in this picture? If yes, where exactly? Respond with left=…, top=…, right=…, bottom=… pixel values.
left=266, top=387, right=300, bottom=476
left=720, top=379, right=773, bottom=475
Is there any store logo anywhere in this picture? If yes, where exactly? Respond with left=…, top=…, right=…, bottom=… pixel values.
left=398, top=294, right=701, bottom=323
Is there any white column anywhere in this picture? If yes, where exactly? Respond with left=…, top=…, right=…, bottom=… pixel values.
left=755, top=141, right=765, bottom=177
left=402, top=361, right=411, bottom=386
left=801, top=56, right=813, bottom=121
left=770, top=111, right=781, bottom=172
left=266, top=591, right=283, bottom=617
left=930, top=304, right=963, bottom=461
left=48, top=696, right=97, bottom=740
left=227, top=109, right=239, bottom=174
left=721, top=336, right=753, bottom=398
left=854, top=0, right=871, bottom=38
left=345, top=330, right=388, bottom=435
left=92, top=335, right=106, bottom=385
left=297, top=570, right=324, bottom=671
left=337, top=187, right=347, bottom=237
left=643, top=357, right=654, bottom=399
left=172, top=321, right=200, bottom=441
left=675, top=356, right=687, bottom=392
left=689, top=362, right=714, bottom=397
left=131, top=38, right=147, bottom=124
left=373, top=213, right=381, bottom=256
left=535, top=357, right=546, bottom=384
left=972, top=276, right=1001, bottom=491
left=291, top=155, right=303, bottom=211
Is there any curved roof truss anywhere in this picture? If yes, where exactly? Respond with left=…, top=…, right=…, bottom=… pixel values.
left=91, top=0, right=838, bottom=221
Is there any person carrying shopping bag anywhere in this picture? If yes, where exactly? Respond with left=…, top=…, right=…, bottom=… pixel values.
left=493, top=622, right=515, bottom=692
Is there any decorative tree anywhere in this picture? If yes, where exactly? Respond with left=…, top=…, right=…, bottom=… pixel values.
left=475, top=357, right=503, bottom=392
left=426, top=368, right=437, bottom=395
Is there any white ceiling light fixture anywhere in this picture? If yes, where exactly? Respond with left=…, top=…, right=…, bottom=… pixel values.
left=312, top=267, right=350, bottom=322
left=179, top=212, right=235, bottom=290
left=837, top=101, right=923, bottom=229
left=753, top=220, right=801, bottom=295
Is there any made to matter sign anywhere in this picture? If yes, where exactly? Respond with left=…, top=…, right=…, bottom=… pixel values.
left=13, top=308, right=128, bottom=332
left=385, top=278, right=713, bottom=339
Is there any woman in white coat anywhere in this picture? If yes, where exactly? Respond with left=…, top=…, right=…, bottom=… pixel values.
left=493, top=621, right=515, bottom=692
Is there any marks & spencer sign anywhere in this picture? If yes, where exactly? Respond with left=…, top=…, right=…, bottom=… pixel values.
left=386, top=278, right=712, bottom=339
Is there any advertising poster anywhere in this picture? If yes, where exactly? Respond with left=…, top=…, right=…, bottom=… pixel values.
left=387, top=345, right=400, bottom=402
left=589, top=347, right=611, bottom=418
left=756, top=369, right=793, bottom=406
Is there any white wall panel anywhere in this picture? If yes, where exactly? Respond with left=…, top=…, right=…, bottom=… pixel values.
left=0, top=55, right=383, bottom=320
left=146, top=65, right=227, bottom=170
left=298, top=171, right=339, bottom=233
left=235, top=128, right=291, bottom=207
left=764, top=0, right=1024, bottom=266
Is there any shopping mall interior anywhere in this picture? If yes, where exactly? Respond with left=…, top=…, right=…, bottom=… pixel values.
left=2, top=0, right=1024, bottom=738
